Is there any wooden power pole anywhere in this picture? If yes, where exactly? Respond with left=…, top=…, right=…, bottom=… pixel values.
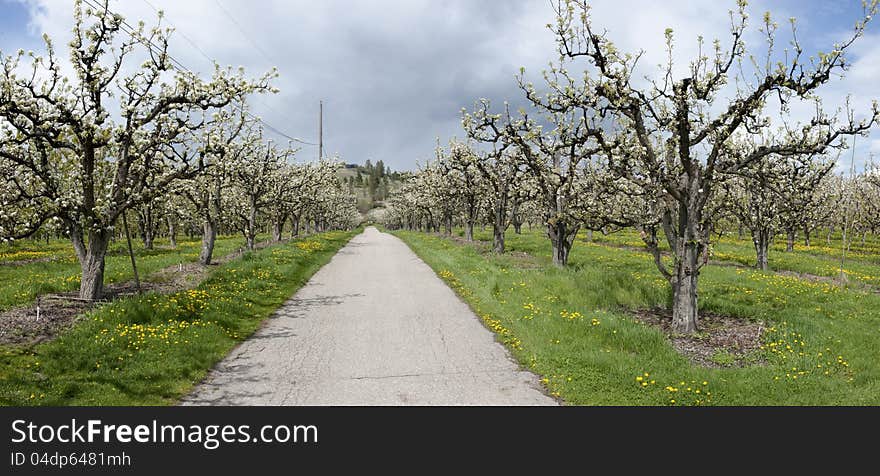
left=318, top=100, right=323, bottom=160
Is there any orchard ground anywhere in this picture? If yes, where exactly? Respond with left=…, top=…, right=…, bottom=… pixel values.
left=0, top=230, right=358, bottom=405
left=391, top=227, right=880, bottom=405
left=2, top=223, right=878, bottom=405
left=0, top=234, right=256, bottom=312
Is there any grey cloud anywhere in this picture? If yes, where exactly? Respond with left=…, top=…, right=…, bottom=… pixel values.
left=9, top=0, right=880, bottom=171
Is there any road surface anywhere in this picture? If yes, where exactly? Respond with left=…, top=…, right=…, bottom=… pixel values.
left=182, top=226, right=555, bottom=405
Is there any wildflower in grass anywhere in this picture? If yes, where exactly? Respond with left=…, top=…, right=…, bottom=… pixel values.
left=295, top=240, right=324, bottom=252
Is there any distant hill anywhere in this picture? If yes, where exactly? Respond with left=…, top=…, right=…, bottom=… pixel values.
left=337, top=160, right=405, bottom=213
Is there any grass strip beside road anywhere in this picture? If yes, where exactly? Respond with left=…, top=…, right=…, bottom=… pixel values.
left=391, top=229, right=880, bottom=405
left=0, top=235, right=260, bottom=311
left=0, top=230, right=358, bottom=406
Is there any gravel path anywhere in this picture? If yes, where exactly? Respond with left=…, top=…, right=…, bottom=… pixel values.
left=182, top=227, right=555, bottom=406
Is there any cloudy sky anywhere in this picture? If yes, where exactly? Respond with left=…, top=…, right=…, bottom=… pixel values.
left=1, top=0, right=878, bottom=172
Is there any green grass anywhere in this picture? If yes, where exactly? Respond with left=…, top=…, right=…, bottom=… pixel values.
left=392, top=228, right=880, bottom=405
left=0, top=230, right=358, bottom=406
left=0, top=234, right=270, bottom=311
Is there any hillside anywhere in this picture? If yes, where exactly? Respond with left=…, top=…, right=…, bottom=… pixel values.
left=337, top=160, right=406, bottom=213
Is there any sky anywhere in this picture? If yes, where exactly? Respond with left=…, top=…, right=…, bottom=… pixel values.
left=1, top=0, right=878, bottom=172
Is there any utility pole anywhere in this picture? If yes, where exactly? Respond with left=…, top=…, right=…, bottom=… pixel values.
left=318, top=100, right=323, bottom=160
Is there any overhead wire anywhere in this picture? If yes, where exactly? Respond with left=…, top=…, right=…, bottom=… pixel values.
left=79, top=0, right=318, bottom=146
left=212, top=0, right=276, bottom=66
left=206, top=0, right=317, bottom=146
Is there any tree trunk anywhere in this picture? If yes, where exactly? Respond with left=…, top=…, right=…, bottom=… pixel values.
left=803, top=227, right=811, bottom=248
left=547, top=221, right=577, bottom=267
left=752, top=228, right=770, bottom=271
left=587, top=229, right=594, bottom=242
left=199, top=220, right=216, bottom=265
left=670, top=244, right=699, bottom=334
left=143, top=228, right=153, bottom=250
left=665, top=189, right=703, bottom=335
left=291, top=215, right=301, bottom=238
left=75, top=228, right=111, bottom=301
left=139, top=207, right=155, bottom=250
left=272, top=215, right=286, bottom=242
left=492, top=204, right=507, bottom=253
left=168, top=217, right=177, bottom=249
left=246, top=196, right=257, bottom=251
left=464, top=222, right=474, bottom=241
left=444, top=215, right=453, bottom=236
left=786, top=230, right=796, bottom=252
left=510, top=201, right=522, bottom=235
left=492, top=224, right=505, bottom=253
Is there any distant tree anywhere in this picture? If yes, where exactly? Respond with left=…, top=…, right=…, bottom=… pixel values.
left=227, top=133, right=292, bottom=250
left=177, top=104, right=251, bottom=264
left=440, top=140, right=486, bottom=241
left=465, top=98, right=610, bottom=266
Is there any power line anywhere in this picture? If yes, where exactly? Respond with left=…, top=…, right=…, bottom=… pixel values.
left=212, top=0, right=276, bottom=66
left=79, top=0, right=318, bottom=146
left=204, top=0, right=311, bottom=137
left=140, top=0, right=215, bottom=67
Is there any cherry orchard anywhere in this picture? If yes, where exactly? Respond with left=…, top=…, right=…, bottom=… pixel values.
left=0, top=0, right=278, bottom=300
left=0, top=0, right=358, bottom=301
left=385, top=0, right=880, bottom=335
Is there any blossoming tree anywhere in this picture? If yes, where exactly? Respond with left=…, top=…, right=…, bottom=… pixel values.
left=0, top=0, right=275, bottom=299
left=538, top=0, right=879, bottom=332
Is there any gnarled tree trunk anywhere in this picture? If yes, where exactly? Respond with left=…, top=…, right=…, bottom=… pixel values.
left=291, top=214, right=301, bottom=238
left=464, top=221, right=474, bottom=241
left=492, top=202, right=507, bottom=253
left=492, top=224, right=505, bottom=253
left=71, top=225, right=111, bottom=300
left=199, top=219, right=216, bottom=265
left=272, top=213, right=287, bottom=242
left=245, top=195, right=258, bottom=251
left=752, top=228, right=771, bottom=271
left=167, top=216, right=177, bottom=249
left=670, top=241, right=699, bottom=334
left=785, top=230, right=796, bottom=252
left=143, top=228, right=154, bottom=250
left=547, top=220, right=577, bottom=267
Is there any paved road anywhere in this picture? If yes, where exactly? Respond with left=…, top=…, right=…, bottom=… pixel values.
left=182, top=226, right=555, bottom=406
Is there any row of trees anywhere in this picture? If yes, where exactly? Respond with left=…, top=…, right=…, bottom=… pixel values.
left=386, top=139, right=880, bottom=263
left=385, top=0, right=880, bottom=333
left=0, top=0, right=359, bottom=300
